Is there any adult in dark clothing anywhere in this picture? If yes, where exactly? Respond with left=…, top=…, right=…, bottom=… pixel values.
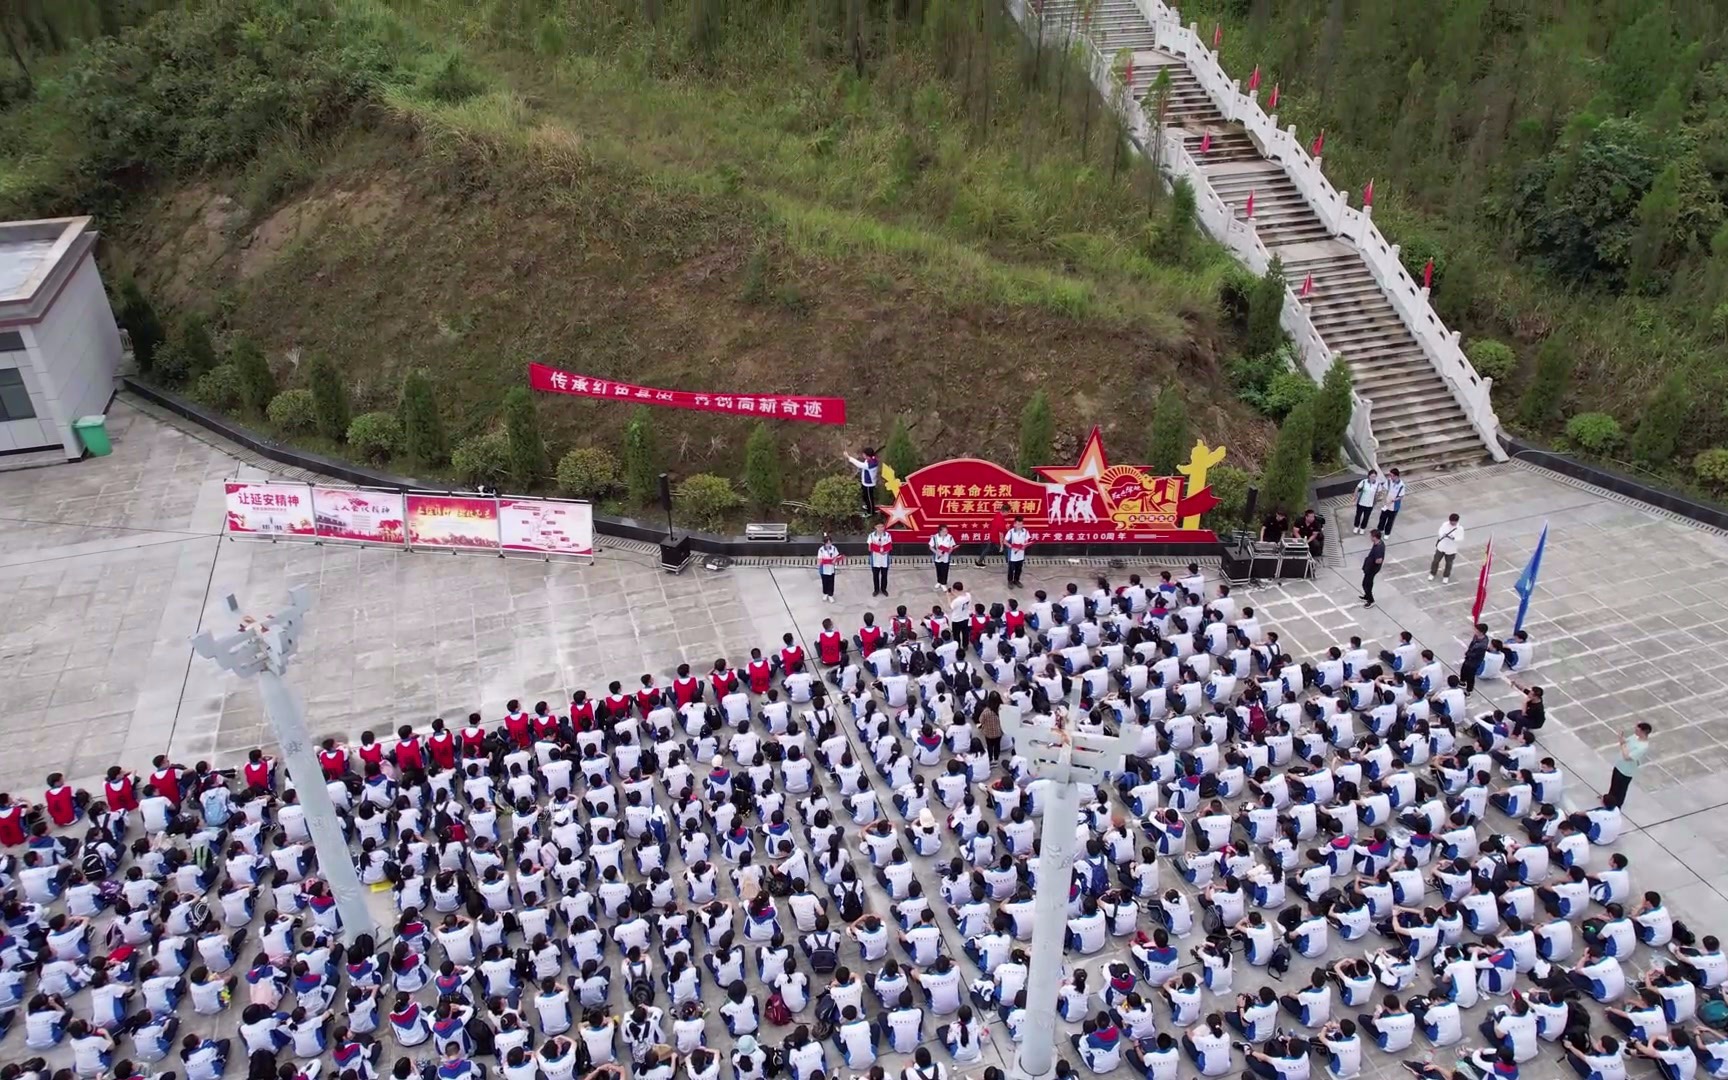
left=1508, top=684, right=1546, bottom=733
left=975, top=503, right=1008, bottom=568
left=1460, top=623, right=1489, bottom=695
left=1361, top=531, right=1385, bottom=608
left=1261, top=509, right=1292, bottom=543
left=1295, top=509, right=1325, bottom=557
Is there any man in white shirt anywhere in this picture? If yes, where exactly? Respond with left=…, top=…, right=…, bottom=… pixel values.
left=1429, top=513, right=1464, bottom=583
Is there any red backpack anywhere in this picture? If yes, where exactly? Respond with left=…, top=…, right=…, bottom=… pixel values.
left=765, top=992, right=793, bottom=1026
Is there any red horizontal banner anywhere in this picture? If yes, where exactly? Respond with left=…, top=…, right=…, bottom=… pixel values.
left=529, top=363, right=846, bottom=425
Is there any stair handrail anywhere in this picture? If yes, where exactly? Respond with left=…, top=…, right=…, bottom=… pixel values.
left=1143, top=2, right=1505, bottom=463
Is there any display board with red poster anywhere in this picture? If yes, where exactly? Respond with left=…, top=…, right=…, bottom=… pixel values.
left=225, top=481, right=316, bottom=537
left=499, top=497, right=595, bottom=559
left=405, top=494, right=501, bottom=550
left=876, top=427, right=1226, bottom=543
left=311, top=487, right=406, bottom=545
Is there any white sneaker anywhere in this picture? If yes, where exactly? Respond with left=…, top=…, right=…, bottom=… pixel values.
left=1442, top=576, right=1451, bottom=584
left=1428, top=573, right=1435, bottom=581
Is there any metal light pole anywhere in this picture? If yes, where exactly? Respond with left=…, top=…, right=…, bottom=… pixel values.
left=192, top=587, right=374, bottom=943
left=1000, top=701, right=1133, bottom=1080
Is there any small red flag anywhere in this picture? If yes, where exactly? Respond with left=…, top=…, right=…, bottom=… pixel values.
left=1212, top=24, right=1222, bottom=48
left=1310, top=130, right=1325, bottom=157
left=1248, top=66, right=1261, bottom=92
left=1268, top=83, right=1280, bottom=110
left=1198, top=132, right=1212, bottom=154
left=1124, top=57, right=1135, bottom=89
left=1300, top=272, right=1313, bottom=297
left=1422, top=259, right=1434, bottom=289
left=1362, top=178, right=1375, bottom=207
left=1245, top=190, right=1256, bottom=218
left=1471, top=539, right=1494, bottom=624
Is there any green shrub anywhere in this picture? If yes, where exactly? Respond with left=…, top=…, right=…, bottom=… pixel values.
left=450, top=431, right=511, bottom=486
left=1259, top=401, right=1315, bottom=516
left=1516, top=338, right=1573, bottom=431
left=1245, top=257, right=1287, bottom=357
left=230, top=337, right=275, bottom=412
left=1227, top=348, right=1288, bottom=409
left=266, top=388, right=318, bottom=433
left=503, top=387, right=545, bottom=486
left=678, top=474, right=743, bottom=530
left=1310, top=357, right=1354, bottom=464
left=1465, top=339, right=1517, bottom=384
left=151, top=341, right=193, bottom=386
left=556, top=447, right=621, bottom=498
left=1218, top=263, right=1258, bottom=324
left=177, top=314, right=219, bottom=381
left=744, top=423, right=783, bottom=509
left=417, top=50, right=485, bottom=104
left=1630, top=372, right=1690, bottom=465
left=117, top=279, right=165, bottom=373
left=1018, top=391, right=1053, bottom=477
left=306, top=353, right=350, bottom=442
left=1564, top=412, right=1624, bottom=454
left=883, top=418, right=921, bottom=480
left=623, top=407, right=658, bottom=505
left=799, top=474, right=863, bottom=534
left=1146, top=386, right=1187, bottom=474
left=1261, top=370, right=1316, bottom=421
left=398, top=369, right=447, bottom=465
left=1200, top=464, right=1254, bottom=532
left=190, top=364, right=245, bottom=411
left=1693, top=448, right=1728, bottom=488
left=346, top=411, right=403, bottom=462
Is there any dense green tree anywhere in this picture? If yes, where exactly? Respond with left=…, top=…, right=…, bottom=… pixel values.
left=1517, top=338, right=1572, bottom=432
left=1630, top=372, right=1689, bottom=465
left=305, top=353, right=349, bottom=442
left=397, top=369, right=446, bottom=465
left=883, top=417, right=920, bottom=479
left=1310, top=357, right=1353, bottom=465
left=1245, top=257, right=1286, bottom=357
left=503, top=387, right=544, bottom=487
left=177, top=314, right=218, bottom=380
left=1259, top=401, right=1314, bottom=518
left=1017, top=391, right=1053, bottom=477
left=743, top=422, right=782, bottom=509
left=1146, top=385, right=1187, bottom=475
left=229, top=336, right=274, bottom=413
left=623, top=407, right=658, bottom=506
left=117, top=279, right=164, bottom=373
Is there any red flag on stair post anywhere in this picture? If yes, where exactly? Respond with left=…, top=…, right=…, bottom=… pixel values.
left=1245, top=190, right=1255, bottom=218
left=1212, top=24, right=1222, bottom=49
left=1299, top=272, right=1313, bottom=298
left=1268, top=84, right=1280, bottom=110
left=1310, top=130, right=1325, bottom=157
left=1198, top=132, right=1212, bottom=154
left=1248, top=66, right=1261, bottom=93
left=1124, top=57, right=1135, bottom=90
left=1471, top=539, right=1494, bottom=624
left=1422, top=259, right=1434, bottom=289
left=1362, top=178, right=1375, bottom=207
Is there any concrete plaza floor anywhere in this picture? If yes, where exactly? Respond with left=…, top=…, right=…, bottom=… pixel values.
left=5, top=398, right=1728, bottom=1078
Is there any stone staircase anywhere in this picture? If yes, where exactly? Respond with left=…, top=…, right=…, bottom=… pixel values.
left=1035, top=3, right=1492, bottom=472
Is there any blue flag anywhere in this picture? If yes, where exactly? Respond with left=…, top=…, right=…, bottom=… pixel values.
left=1512, top=523, right=1548, bottom=633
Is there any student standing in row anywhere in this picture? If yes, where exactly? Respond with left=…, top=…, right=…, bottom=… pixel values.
left=1361, top=529, right=1385, bottom=609
left=1378, top=469, right=1406, bottom=536
left=929, top=526, right=957, bottom=591
left=867, top=523, right=893, bottom=597
left=1352, top=470, right=1383, bottom=535
left=1004, top=517, right=1031, bottom=588
left=817, top=535, right=841, bottom=604
left=975, top=503, right=1008, bottom=568
left=1430, top=514, right=1463, bottom=583
left=1606, top=723, right=1653, bottom=809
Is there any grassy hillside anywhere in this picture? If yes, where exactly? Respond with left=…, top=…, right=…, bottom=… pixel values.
left=1178, top=0, right=1728, bottom=483
left=0, top=0, right=1280, bottom=513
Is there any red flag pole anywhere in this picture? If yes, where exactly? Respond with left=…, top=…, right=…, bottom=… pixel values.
left=1310, top=130, right=1325, bottom=158
left=1248, top=66, right=1261, bottom=93
left=1422, top=259, right=1434, bottom=289
left=1124, top=57, right=1135, bottom=90
left=1198, top=131, right=1212, bottom=154
left=1471, top=539, right=1494, bottom=624
left=1212, top=23, right=1222, bottom=49
left=1299, top=272, right=1313, bottom=298
left=1268, top=83, right=1280, bottom=110
left=1245, top=190, right=1256, bottom=219
left=1362, top=178, right=1375, bottom=208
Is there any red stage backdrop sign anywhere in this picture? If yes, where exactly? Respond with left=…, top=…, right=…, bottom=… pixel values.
left=405, top=494, right=500, bottom=550
left=878, top=427, right=1224, bottom=543
left=529, top=362, right=846, bottom=425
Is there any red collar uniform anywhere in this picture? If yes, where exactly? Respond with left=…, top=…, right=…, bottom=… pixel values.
left=459, top=726, right=487, bottom=755
left=1004, top=608, right=1026, bottom=633
left=242, top=758, right=274, bottom=792
left=392, top=736, right=423, bottom=773
left=817, top=630, right=844, bottom=666
left=601, top=694, right=631, bottom=721
left=0, top=803, right=22, bottom=847
left=924, top=614, right=948, bottom=639
left=426, top=731, right=457, bottom=770
left=148, top=767, right=184, bottom=805
left=104, top=774, right=138, bottom=812
left=503, top=712, right=532, bottom=750
left=890, top=615, right=913, bottom=639
left=779, top=645, right=805, bottom=672
left=569, top=700, right=595, bottom=731
left=635, top=687, right=662, bottom=716
left=671, top=678, right=701, bottom=707
left=532, top=713, right=560, bottom=741
left=970, top=612, right=990, bottom=638
left=357, top=742, right=385, bottom=771
left=709, top=669, right=738, bottom=699
left=318, top=748, right=349, bottom=780
left=745, top=660, right=773, bottom=694
left=867, top=533, right=893, bottom=567
left=858, top=625, right=884, bottom=653
left=44, top=784, right=77, bottom=827
left=929, top=533, right=957, bottom=562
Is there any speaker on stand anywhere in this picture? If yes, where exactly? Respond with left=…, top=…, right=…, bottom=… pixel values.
left=658, top=472, right=691, bottom=573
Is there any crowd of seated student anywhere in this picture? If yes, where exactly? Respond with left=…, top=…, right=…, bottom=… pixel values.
left=1, top=568, right=1718, bottom=1080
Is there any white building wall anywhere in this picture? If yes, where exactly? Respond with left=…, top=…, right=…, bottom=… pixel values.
left=10, top=254, right=122, bottom=457
left=0, top=347, right=58, bottom=453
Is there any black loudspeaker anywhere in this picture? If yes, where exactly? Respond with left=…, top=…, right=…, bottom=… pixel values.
left=659, top=473, right=673, bottom=514
left=660, top=536, right=691, bottom=574
left=1241, top=485, right=1260, bottom=526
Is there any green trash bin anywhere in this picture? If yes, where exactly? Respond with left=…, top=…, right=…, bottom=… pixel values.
left=72, top=415, right=112, bottom=457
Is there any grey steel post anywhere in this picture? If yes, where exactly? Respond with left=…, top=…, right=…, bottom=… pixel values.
left=192, top=588, right=374, bottom=943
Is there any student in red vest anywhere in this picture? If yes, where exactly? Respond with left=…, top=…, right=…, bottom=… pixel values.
left=501, top=701, right=533, bottom=750
left=0, top=792, right=29, bottom=846
left=709, top=659, right=739, bottom=700
left=43, top=772, right=83, bottom=828
left=355, top=731, right=386, bottom=776
left=531, top=704, right=560, bottom=743
left=317, top=740, right=350, bottom=781
left=599, top=681, right=632, bottom=722
left=889, top=606, right=914, bottom=641
left=776, top=634, right=805, bottom=675
left=745, top=650, right=774, bottom=694
left=816, top=620, right=847, bottom=668
left=569, top=691, right=596, bottom=732
left=856, top=613, right=884, bottom=655
left=425, top=721, right=459, bottom=771
left=390, top=726, right=423, bottom=775
left=103, top=766, right=139, bottom=818
left=635, top=677, right=663, bottom=718
left=148, top=755, right=188, bottom=807
left=670, top=666, right=702, bottom=707
left=458, top=713, right=489, bottom=758
left=241, top=750, right=275, bottom=793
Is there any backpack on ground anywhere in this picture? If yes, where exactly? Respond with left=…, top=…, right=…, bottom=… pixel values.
left=765, top=992, right=793, bottom=1026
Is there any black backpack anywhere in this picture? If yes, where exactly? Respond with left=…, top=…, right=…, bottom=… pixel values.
left=808, top=933, right=839, bottom=974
